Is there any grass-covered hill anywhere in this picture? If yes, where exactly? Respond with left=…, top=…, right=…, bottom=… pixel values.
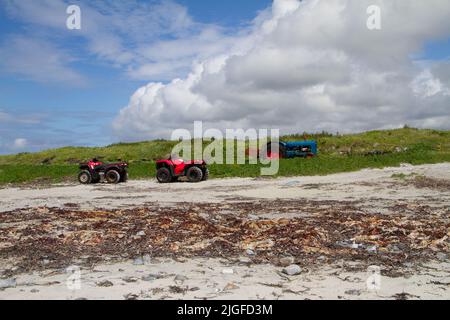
left=0, top=128, right=449, bottom=184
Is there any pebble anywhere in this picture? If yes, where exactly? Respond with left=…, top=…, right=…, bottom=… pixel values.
left=246, top=249, right=256, bottom=256
left=282, top=264, right=302, bottom=276
left=222, top=268, right=234, bottom=275
left=279, top=256, right=295, bottom=267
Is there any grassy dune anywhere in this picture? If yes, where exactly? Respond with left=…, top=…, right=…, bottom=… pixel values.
left=0, top=128, right=449, bottom=185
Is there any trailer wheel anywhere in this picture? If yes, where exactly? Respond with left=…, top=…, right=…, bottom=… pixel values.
left=157, top=167, right=172, bottom=183
left=187, top=166, right=203, bottom=183
left=78, top=170, right=92, bottom=184
left=105, top=170, right=121, bottom=184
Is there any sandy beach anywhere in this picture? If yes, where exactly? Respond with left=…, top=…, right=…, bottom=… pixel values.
left=0, top=163, right=449, bottom=300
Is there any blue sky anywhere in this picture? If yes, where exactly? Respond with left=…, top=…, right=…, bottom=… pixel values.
left=0, top=0, right=449, bottom=155
left=0, top=0, right=272, bottom=154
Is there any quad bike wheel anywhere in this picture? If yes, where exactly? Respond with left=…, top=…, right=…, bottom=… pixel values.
left=202, top=168, right=209, bottom=181
left=105, top=170, right=121, bottom=184
left=157, top=167, right=172, bottom=183
left=78, top=170, right=92, bottom=184
left=186, top=166, right=203, bottom=183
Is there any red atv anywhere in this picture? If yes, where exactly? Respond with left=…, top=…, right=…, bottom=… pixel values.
left=156, top=155, right=208, bottom=183
left=78, top=159, right=128, bottom=184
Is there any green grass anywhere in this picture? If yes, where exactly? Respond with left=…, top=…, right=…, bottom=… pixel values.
left=0, top=128, right=449, bottom=185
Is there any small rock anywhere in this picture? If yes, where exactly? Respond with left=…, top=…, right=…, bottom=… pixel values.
left=174, top=275, right=188, bottom=283
left=122, top=277, right=138, bottom=283
left=136, top=231, right=146, bottom=237
left=246, top=249, right=256, bottom=256
left=282, top=264, right=302, bottom=276
left=279, top=256, right=295, bottom=267
left=0, top=278, right=16, bottom=290
left=96, top=280, right=114, bottom=287
left=222, top=268, right=234, bottom=275
left=30, top=289, right=40, bottom=293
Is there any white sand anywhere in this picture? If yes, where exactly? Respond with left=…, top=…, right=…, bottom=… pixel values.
left=0, top=163, right=449, bottom=300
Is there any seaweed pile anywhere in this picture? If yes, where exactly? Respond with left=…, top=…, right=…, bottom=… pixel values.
left=0, top=200, right=448, bottom=274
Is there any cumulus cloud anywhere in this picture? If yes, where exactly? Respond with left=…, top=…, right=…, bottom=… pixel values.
left=13, top=138, right=28, bottom=149
left=113, top=0, right=450, bottom=141
left=0, top=36, right=85, bottom=85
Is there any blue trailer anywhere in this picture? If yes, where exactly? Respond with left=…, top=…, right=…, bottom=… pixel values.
left=266, top=140, right=317, bottom=158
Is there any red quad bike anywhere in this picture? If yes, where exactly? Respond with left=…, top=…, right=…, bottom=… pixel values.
left=156, top=156, right=208, bottom=183
left=78, top=159, right=129, bottom=184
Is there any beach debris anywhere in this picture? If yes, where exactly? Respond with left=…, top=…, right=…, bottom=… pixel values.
left=96, top=280, right=113, bottom=287
left=169, top=285, right=187, bottom=294
left=0, top=199, right=448, bottom=275
left=122, top=277, right=138, bottom=283
left=345, top=289, right=362, bottom=296
left=223, top=282, right=240, bottom=291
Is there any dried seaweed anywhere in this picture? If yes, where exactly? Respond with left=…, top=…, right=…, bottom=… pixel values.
left=0, top=199, right=448, bottom=275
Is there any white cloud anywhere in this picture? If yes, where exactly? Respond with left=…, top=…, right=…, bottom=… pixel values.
left=0, top=36, right=85, bottom=85
left=1, top=0, right=236, bottom=81
left=113, top=0, right=450, bottom=140
left=13, top=138, right=28, bottom=149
